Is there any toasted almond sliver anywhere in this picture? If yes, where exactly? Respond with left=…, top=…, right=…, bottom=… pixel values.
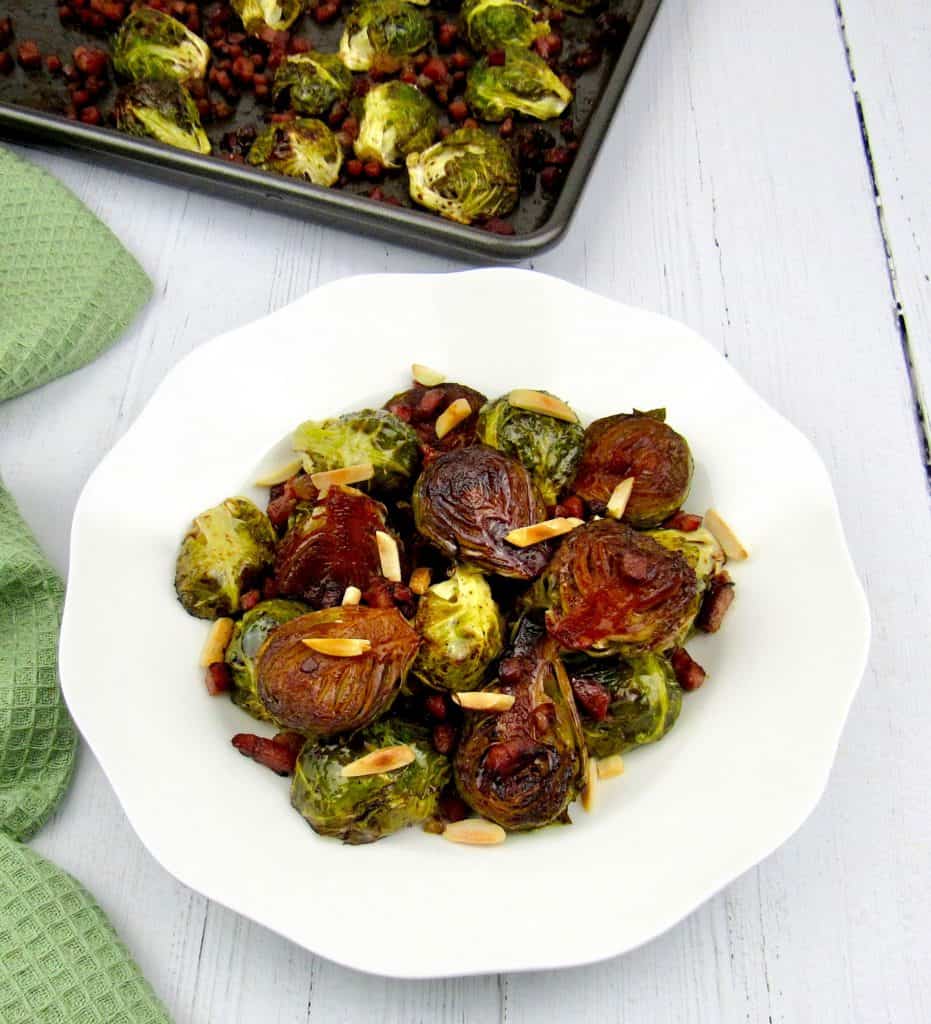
left=508, top=389, right=579, bottom=424
left=301, top=637, right=372, bottom=657
left=341, top=585, right=362, bottom=606
left=412, top=363, right=446, bottom=387
left=309, top=463, right=375, bottom=493
left=452, top=692, right=516, bottom=713
left=443, top=819, right=507, bottom=846
left=376, top=530, right=402, bottom=582
left=704, top=508, right=749, bottom=561
left=435, top=397, right=473, bottom=440
left=505, top=517, right=583, bottom=548
left=199, top=617, right=234, bottom=667
left=341, top=744, right=415, bottom=778
left=606, top=477, right=635, bottom=520
left=581, top=757, right=598, bottom=813
left=597, top=754, right=625, bottom=781
left=253, top=458, right=303, bottom=488
left=409, top=567, right=432, bottom=595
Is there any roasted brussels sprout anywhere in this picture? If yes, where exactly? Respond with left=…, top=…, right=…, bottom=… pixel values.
left=231, top=0, right=302, bottom=35
left=572, top=411, right=694, bottom=528
left=384, top=381, right=487, bottom=456
left=292, top=719, right=449, bottom=844
left=477, top=392, right=585, bottom=506
left=465, top=49, right=572, bottom=122
left=455, top=614, right=587, bottom=830
left=292, top=409, right=419, bottom=494
left=339, top=0, right=431, bottom=72
left=412, top=567, right=504, bottom=692
left=523, top=519, right=699, bottom=653
left=413, top=445, right=550, bottom=579
left=354, top=81, right=438, bottom=168
left=565, top=652, right=682, bottom=759
left=256, top=606, right=420, bottom=735
left=112, top=9, right=210, bottom=86
left=406, top=126, right=519, bottom=224
left=247, top=119, right=343, bottom=187
left=461, top=0, right=549, bottom=53
left=114, top=79, right=210, bottom=154
left=272, top=52, right=353, bottom=117
left=225, top=599, right=309, bottom=722
left=175, top=497, right=276, bottom=619
left=274, top=486, right=396, bottom=608
left=647, top=527, right=725, bottom=590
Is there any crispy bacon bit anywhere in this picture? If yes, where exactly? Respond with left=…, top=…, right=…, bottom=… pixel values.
left=205, top=661, right=231, bottom=695
left=424, top=694, right=448, bottom=720
left=438, top=791, right=469, bottom=822
left=664, top=511, right=703, bottom=532
left=696, top=571, right=735, bottom=633
left=231, top=732, right=297, bottom=775
left=670, top=648, right=707, bottom=692
left=554, top=495, right=585, bottom=520
left=240, top=589, right=261, bottom=611
left=569, top=677, right=611, bottom=721
left=483, top=738, right=538, bottom=778
left=507, top=388, right=578, bottom=423
left=273, top=730, right=306, bottom=758
left=432, top=723, right=457, bottom=754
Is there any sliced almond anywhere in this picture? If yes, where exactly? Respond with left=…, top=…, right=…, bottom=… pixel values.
left=309, top=463, right=374, bottom=494
left=452, top=692, right=516, bottom=713
left=606, top=477, right=635, bottom=520
left=508, top=389, right=579, bottom=424
left=375, top=530, right=402, bottom=582
left=301, top=637, right=371, bottom=657
left=435, top=397, right=473, bottom=440
left=412, top=363, right=445, bottom=387
left=581, top=757, right=598, bottom=812
left=253, top=458, right=303, bottom=488
left=341, top=585, right=362, bottom=606
left=341, top=744, right=415, bottom=778
left=443, top=819, right=507, bottom=846
left=199, top=617, right=234, bottom=667
left=597, top=754, right=625, bottom=780
left=409, top=566, right=432, bottom=595
left=505, top=517, right=583, bottom=547
left=704, top=508, right=749, bottom=561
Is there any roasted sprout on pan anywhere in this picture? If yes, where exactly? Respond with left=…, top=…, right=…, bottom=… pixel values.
left=461, top=0, right=550, bottom=53
left=272, top=53, right=353, bottom=118
left=112, top=9, right=210, bottom=86
left=355, top=81, right=439, bottom=169
left=247, top=119, right=344, bottom=187
left=231, top=0, right=303, bottom=35
left=114, top=79, right=210, bottom=154
left=465, top=49, right=573, bottom=123
left=339, top=0, right=431, bottom=72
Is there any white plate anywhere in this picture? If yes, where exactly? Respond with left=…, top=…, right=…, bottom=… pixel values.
left=60, top=269, right=870, bottom=979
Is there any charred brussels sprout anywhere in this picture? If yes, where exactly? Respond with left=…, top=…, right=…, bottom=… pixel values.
left=114, top=79, right=210, bottom=154
left=465, top=49, right=572, bottom=122
left=572, top=411, right=694, bottom=528
left=292, top=719, right=449, bottom=844
left=231, top=0, right=302, bottom=35
left=225, top=599, right=309, bottom=722
left=339, top=0, right=431, bottom=72
left=112, top=9, right=211, bottom=86
left=406, top=126, right=519, bottom=225
left=647, top=527, right=725, bottom=590
left=256, top=606, right=420, bottom=736
left=413, top=445, right=550, bottom=579
left=412, top=567, right=504, bottom=692
left=354, top=81, right=438, bottom=168
left=461, top=0, right=549, bottom=53
left=175, top=498, right=276, bottom=619
left=384, top=381, right=487, bottom=456
left=566, top=653, right=682, bottom=759
left=477, top=392, right=584, bottom=506
left=292, top=409, right=419, bottom=494
left=523, top=519, right=699, bottom=653
left=272, top=52, right=353, bottom=117
left=247, top=119, right=343, bottom=187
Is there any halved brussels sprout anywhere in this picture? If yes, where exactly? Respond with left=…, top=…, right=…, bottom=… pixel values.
left=412, top=567, right=504, bottom=692
left=565, top=652, right=682, bottom=759
left=247, top=119, right=343, bottom=187
left=273, top=52, right=353, bottom=117
left=292, top=409, right=419, bottom=494
left=646, top=526, right=725, bottom=591
left=339, top=0, right=431, bottom=72
left=354, top=81, right=438, bottom=168
left=292, top=719, right=449, bottom=844
left=225, top=599, right=310, bottom=722
left=523, top=519, right=699, bottom=653
left=413, top=445, right=550, bottom=579
left=384, top=381, right=488, bottom=456
left=112, top=8, right=211, bottom=86
left=477, top=392, right=585, bottom=506
left=256, top=606, right=420, bottom=735
left=231, top=0, right=302, bottom=35
left=406, top=126, right=519, bottom=225
left=461, top=0, right=549, bottom=53
left=465, top=49, right=572, bottom=122
left=114, top=79, right=210, bottom=155
left=572, top=410, right=694, bottom=528
left=175, top=497, right=276, bottom=619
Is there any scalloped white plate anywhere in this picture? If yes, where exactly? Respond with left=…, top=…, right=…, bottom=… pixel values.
left=60, top=270, right=869, bottom=978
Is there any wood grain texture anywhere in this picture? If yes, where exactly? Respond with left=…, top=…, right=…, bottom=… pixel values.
left=1, top=0, right=929, bottom=1021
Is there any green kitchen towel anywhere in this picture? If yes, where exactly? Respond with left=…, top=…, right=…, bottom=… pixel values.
left=0, top=144, right=170, bottom=1023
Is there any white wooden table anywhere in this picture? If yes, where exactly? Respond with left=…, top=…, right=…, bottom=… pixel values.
left=2, top=0, right=929, bottom=1020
